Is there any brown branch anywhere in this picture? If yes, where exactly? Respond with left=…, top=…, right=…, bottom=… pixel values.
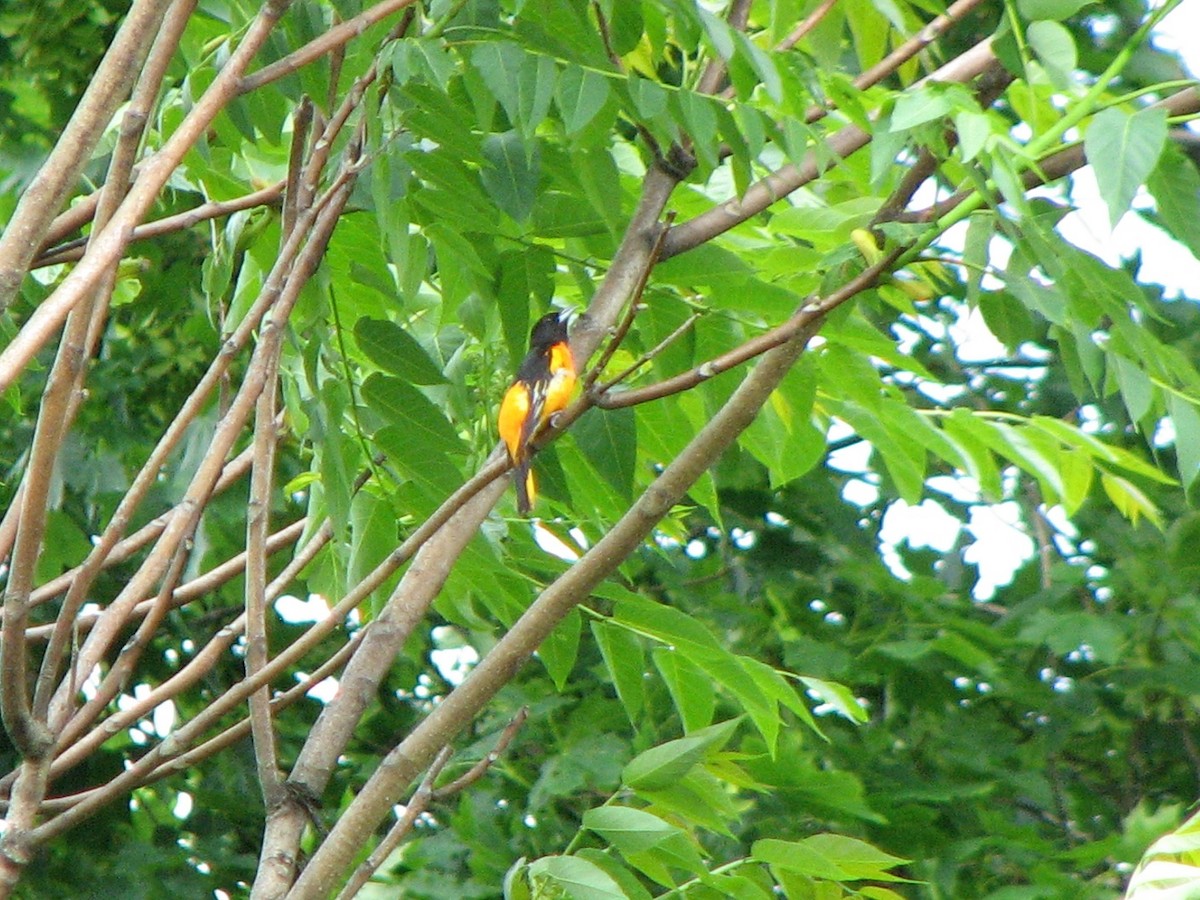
left=27, top=440, right=259, bottom=611
left=21, top=180, right=358, bottom=846
left=663, top=41, right=1001, bottom=260
left=246, top=342, right=285, bottom=809
left=594, top=248, right=905, bottom=409
left=42, top=143, right=343, bottom=741
left=774, top=0, right=840, bottom=52
left=0, top=0, right=174, bottom=314
left=592, top=1, right=621, bottom=69
left=580, top=211, right=675, bottom=393
left=24, top=628, right=362, bottom=817
left=6, top=518, right=326, bottom=801
left=26, top=0, right=200, bottom=730
left=337, top=707, right=529, bottom=900
left=0, top=0, right=294, bottom=399
left=33, top=181, right=285, bottom=268
left=594, top=312, right=702, bottom=395
left=872, top=64, right=1014, bottom=228
left=696, top=0, right=751, bottom=96
left=237, top=0, right=416, bottom=95
left=283, top=98, right=313, bottom=239
left=855, top=0, right=994, bottom=92
left=25, top=517, right=305, bottom=640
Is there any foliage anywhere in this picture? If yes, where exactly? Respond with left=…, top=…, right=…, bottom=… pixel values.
left=1, top=0, right=1200, bottom=898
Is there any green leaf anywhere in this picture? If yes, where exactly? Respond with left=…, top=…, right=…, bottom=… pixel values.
left=377, top=428, right=463, bottom=514
left=734, top=31, right=782, bottom=103
left=575, top=406, right=636, bottom=501
left=622, top=719, right=740, bottom=791
left=1169, top=393, right=1200, bottom=491
left=1017, top=0, right=1094, bottom=20
left=1114, top=354, right=1155, bottom=425
left=615, top=599, right=779, bottom=748
left=752, top=837, right=849, bottom=880
left=801, top=834, right=910, bottom=876
left=527, top=855, right=628, bottom=900
left=470, top=41, right=557, bottom=139
left=1101, top=472, right=1164, bottom=529
left=574, top=850, right=654, bottom=900
left=583, top=807, right=682, bottom=854
left=1147, top=143, right=1200, bottom=260
left=653, top=243, right=752, bottom=286
left=540, top=608, right=581, bottom=689
left=635, top=769, right=739, bottom=836
left=1017, top=610, right=1123, bottom=664
left=799, top=676, right=868, bottom=724
left=361, top=373, right=465, bottom=456
left=354, top=318, right=447, bottom=384
left=592, top=620, right=646, bottom=722
left=1027, top=20, right=1076, bottom=88
left=753, top=834, right=910, bottom=883
left=890, top=86, right=954, bottom=130
left=653, top=647, right=716, bottom=732
left=833, top=400, right=927, bottom=504
left=481, top=130, right=541, bottom=223
left=557, top=66, right=612, bottom=136
left=1085, top=106, right=1168, bottom=228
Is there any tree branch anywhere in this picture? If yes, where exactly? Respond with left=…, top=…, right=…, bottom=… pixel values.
left=0, top=0, right=295, bottom=398
left=0, top=0, right=174, bottom=313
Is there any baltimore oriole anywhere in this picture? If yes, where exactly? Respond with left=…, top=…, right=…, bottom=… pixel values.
left=498, top=312, right=576, bottom=514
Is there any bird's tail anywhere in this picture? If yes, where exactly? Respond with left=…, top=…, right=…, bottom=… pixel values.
left=514, top=461, right=536, bottom=515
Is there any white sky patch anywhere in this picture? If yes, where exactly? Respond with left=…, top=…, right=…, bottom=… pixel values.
left=963, top=503, right=1035, bottom=600
left=878, top=498, right=962, bottom=580
left=947, top=306, right=1008, bottom=363
left=276, top=593, right=332, bottom=625
left=297, top=671, right=339, bottom=704
left=1158, top=3, right=1200, bottom=78
left=1057, top=169, right=1200, bottom=297
left=532, top=521, right=582, bottom=561
left=431, top=646, right=479, bottom=686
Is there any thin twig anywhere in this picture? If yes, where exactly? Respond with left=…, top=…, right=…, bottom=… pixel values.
left=34, top=181, right=285, bottom=268
left=237, top=0, right=416, bottom=95
left=774, top=0, right=840, bottom=52
left=246, top=329, right=286, bottom=808
left=594, top=248, right=905, bottom=409
left=337, top=708, right=529, bottom=899
left=593, top=312, right=702, bottom=395
left=580, top=212, right=676, bottom=393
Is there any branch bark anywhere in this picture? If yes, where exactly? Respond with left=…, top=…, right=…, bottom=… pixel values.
left=0, top=0, right=175, bottom=313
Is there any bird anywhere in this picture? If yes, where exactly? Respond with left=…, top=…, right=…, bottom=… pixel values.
left=497, top=312, right=576, bottom=514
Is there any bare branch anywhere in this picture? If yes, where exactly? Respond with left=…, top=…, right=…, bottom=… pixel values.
left=246, top=341, right=286, bottom=808
left=34, top=182, right=285, bottom=268
left=337, top=707, right=529, bottom=900
left=774, top=0, right=840, bottom=52
left=594, top=248, right=905, bottom=409
left=0, top=0, right=295, bottom=398
left=238, top=0, right=417, bottom=95
left=0, top=0, right=174, bottom=313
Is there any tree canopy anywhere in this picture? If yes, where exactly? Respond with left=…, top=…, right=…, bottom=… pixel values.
left=2, top=0, right=1200, bottom=898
